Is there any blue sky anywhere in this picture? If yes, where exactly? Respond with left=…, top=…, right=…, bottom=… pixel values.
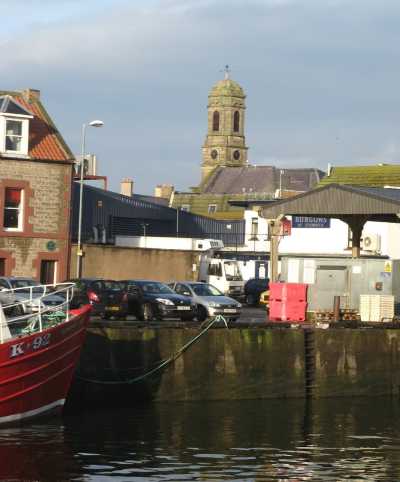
left=3, top=0, right=400, bottom=194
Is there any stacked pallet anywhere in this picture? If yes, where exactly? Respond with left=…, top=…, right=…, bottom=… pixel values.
left=313, top=309, right=360, bottom=322
left=360, top=295, right=394, bottom=322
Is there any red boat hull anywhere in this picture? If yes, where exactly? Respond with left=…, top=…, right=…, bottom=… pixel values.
left=0, top=305, right=91, bottom=425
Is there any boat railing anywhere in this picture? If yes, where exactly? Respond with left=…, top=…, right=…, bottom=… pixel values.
left=0, top=282, right=76, bottom=344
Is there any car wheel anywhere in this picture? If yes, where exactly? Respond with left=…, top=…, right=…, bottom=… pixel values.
left=196, top=305, right=208, bottom=322
left=143, top=303, right=155, bottom=321
left=246, top=294, right=257, bottom=305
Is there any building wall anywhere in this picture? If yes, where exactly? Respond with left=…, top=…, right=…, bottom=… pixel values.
left=0, top=159, right=72, bottom=280
left=244, top=209, right=400, bottom=259
left=70, top=244, right=199, bottom=282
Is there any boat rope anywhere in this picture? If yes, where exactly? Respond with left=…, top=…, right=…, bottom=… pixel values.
left=76, top=315, right=229, bottom=385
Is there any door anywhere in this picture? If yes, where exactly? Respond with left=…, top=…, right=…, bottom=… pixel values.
left=0, top=259, right=5, bottom=277
left=40, top=260, right=56, bottom=285
left=310, top=265, right=348, bottom=310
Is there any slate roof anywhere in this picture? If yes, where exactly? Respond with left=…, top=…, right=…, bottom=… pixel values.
left=0, top=89, right=73, bottom=163
left=201, top=166, right=325, bottom=194
left=318, top=164, right=400, bottom=187
left=259, top=183, right=400, bottom=220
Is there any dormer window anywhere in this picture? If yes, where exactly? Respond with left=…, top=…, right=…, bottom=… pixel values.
left=0, top=95, right=33, bottom=157
left=6, top=120, right=23, bottom=151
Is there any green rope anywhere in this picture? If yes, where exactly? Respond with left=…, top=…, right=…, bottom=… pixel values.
left=76, top=315, right=229, bottom=385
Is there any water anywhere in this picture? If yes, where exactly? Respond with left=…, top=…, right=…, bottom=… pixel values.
left=1, top=398, right=400, bottom=481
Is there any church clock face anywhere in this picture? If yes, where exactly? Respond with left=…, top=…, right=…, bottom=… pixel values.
left=233, top=150, right=240, bottom=161
left=211, top=149, right=218, bottom=160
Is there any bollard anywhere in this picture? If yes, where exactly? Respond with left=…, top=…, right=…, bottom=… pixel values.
left=333, top=295, right=341, bottom=322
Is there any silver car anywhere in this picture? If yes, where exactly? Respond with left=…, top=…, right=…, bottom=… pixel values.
left=169, top=281, right=241, bottom=322
left=0, top=277, right=65, bottom=313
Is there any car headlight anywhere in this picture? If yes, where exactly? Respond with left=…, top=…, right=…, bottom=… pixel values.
left=156, top=298, right=174, bottom=306
left=208, top=302, right=221, bottom=308
left=237, top=303, right=242, bottom=308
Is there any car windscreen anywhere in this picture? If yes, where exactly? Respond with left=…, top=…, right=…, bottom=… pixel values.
left=224, top=261, right=243, bottom=281
left=103, top=281, right=123, bottom=291
left=191, top=283, right=223, bottom=296
left=139, top=281, right=175, bottom=294
left=10, top=279, right=43, bottom=293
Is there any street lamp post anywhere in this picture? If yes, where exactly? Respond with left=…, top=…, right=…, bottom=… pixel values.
left=76, top=120, right=104, bottom=278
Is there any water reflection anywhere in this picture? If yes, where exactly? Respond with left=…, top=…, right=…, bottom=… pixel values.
left=1, top=398, right=400, bottom=480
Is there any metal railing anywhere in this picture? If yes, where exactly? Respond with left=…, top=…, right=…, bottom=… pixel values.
left=0, top=282, right=76, bottom=344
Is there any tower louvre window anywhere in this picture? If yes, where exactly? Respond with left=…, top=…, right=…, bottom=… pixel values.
left=233, top=111, right=240, bottom=132
left=212, top=111, right=220, bottom=131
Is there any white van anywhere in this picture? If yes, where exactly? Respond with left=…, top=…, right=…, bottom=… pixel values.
left=199, top=257, right=244, bottom=300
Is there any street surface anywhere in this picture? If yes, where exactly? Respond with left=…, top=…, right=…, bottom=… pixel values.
left=92, top=304, right=268, bottom=324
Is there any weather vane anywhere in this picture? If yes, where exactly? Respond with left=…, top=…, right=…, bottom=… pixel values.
left=221, top=64, right=230, bottom=80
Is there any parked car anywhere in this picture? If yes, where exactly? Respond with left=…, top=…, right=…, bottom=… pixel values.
left=0, top=276, right=65, bottom=313
left=169, top=281, right=242, bottom=322
left=244, top=278, right=269, bottom=305
left=68, top=278, right=128, bottom=319
left=259, top=289, right=270, bottom=310
left=119, top=280, right=195, bottom=321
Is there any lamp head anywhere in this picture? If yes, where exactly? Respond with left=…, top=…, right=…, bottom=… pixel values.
left=89, top=120, right=104, bottom=127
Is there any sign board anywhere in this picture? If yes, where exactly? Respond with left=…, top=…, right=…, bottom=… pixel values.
left=292, top=216, right=331, bottom=228
left=280, top=218, right=292, bottom=236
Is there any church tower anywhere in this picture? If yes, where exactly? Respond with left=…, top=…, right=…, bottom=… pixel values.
left=201, top=68, right=248, bottom=182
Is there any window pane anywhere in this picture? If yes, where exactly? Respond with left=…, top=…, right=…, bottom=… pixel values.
left=6, top=120, right=22, bottom=136
left=4, top=188, right=22, bottom=229
left=5, top=188, right=21, bottom=207
left=6, top=135, right=22, bottom=151
left=4, top=209, right=19, bottom=228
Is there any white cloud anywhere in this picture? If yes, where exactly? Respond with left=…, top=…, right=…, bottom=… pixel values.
left=3, top=0, right=400, bottom=192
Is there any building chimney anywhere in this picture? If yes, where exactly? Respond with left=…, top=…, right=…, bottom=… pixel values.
left=121, top=178, right=134, bottom=197
left=154, top=184, right=174, bottom=201
left=21, top=89, right=40, bottom=102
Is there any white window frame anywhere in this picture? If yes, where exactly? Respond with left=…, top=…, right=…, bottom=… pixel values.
left=0, top=114, right=31, bottom=157
left=208, top=204, right=217, bottom=214
left=3, top=188, right=24, bottom=232
left=250, top=217, right=259, bottom=240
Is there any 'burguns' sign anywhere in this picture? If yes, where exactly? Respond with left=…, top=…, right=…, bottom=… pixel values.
left=292, top=216, right=331, bottom=228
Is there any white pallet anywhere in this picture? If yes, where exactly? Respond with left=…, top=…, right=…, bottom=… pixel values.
left=360, top=294, right=394, bottom=322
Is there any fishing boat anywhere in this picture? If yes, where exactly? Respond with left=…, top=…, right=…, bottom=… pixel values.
left=0, top=282, right=90, bottom=426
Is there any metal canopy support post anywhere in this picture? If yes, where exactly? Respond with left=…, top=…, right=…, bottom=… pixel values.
left=341, top=215, right=368, bottom=258
left=268, top=217, right=283, bottom=282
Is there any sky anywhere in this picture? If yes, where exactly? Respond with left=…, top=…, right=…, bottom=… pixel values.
left=3, top=0, right=400, bottom=194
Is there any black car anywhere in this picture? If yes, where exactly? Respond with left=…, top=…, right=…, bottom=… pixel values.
left=68, top=278, right=128, bottom=319
left=120, top=279, right=195, bottom=321
left=244, top=278, right=269, bottom=305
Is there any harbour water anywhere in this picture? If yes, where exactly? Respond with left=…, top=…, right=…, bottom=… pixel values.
left=2, top=397, right=400, bottom=481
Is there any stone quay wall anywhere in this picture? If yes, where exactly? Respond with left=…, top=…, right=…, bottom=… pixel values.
left=70, top=324, right=400, bottom=404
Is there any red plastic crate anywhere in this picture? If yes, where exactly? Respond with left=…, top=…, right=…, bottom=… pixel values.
left=269, top=299, right=307, bottom=322
left=269, top=283, right=307, bottom=302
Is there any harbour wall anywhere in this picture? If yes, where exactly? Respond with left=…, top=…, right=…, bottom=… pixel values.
left=68, top=323, right=400, bottom=406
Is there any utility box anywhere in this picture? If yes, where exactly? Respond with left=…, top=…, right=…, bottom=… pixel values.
left=280, top=256, right=400, bottom=314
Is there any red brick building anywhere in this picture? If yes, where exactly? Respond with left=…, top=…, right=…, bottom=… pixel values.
left=0, top=88, right=74, bottom=283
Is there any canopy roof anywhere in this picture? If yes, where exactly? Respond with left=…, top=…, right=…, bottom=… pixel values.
left=259, top=184, right=400, bottom=223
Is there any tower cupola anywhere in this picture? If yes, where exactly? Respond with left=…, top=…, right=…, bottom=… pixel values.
left=201, top=67, right=248, bottom=181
